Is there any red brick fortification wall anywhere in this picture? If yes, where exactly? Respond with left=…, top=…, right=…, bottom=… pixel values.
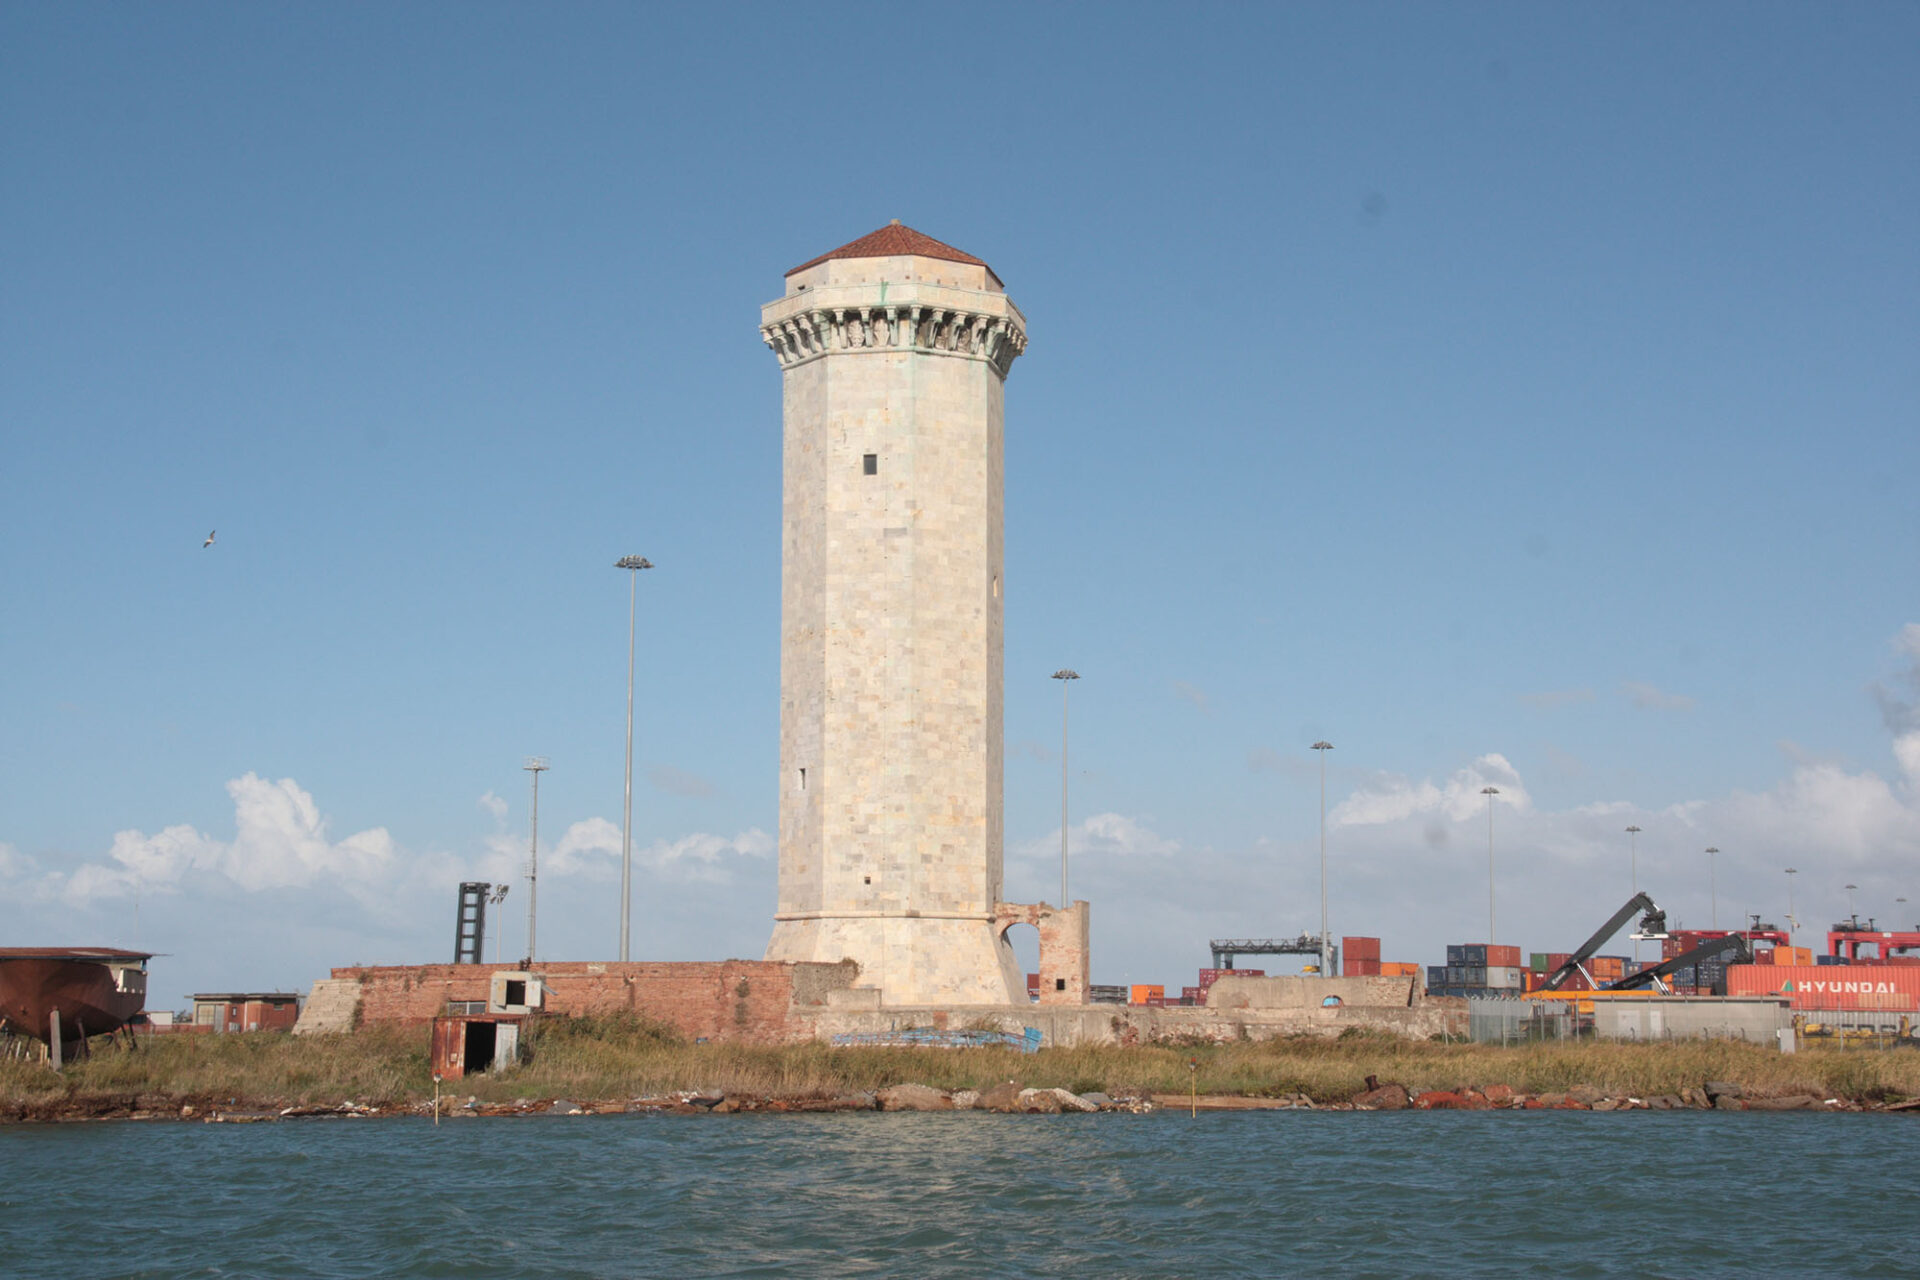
left=334, top=960, right=855, bottom=1045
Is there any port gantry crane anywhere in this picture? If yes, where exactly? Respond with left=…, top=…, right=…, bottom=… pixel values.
left=1209, top=934, right=1328, bottom=971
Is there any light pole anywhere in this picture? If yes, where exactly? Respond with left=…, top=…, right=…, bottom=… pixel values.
left=1706, top=847, right=1719, bottom=929
left=1626, top=825, right=1641, bottom=961
left=1313, top=742, right=1333, bottom=975
left=523, top=758, right=549, bottom=965
left=1052, top=670, right=1079, bottom=908
left=615, top=554, right=653, bottom=963
left=1481, top=786, right=1500, bottom=945
left=1784, top=866, right=1798, bottom=941
left=1845, top=883, right=1858, bottom=920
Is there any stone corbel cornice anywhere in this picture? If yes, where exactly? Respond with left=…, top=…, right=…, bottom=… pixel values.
left=761, top=301, right=1026, bottom=377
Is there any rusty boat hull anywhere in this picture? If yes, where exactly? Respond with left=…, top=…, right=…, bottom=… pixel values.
left=0, top=949, right=151, bottom=1047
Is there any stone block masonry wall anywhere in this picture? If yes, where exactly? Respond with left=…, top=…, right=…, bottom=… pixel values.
left=760, top=242, right=1031, bottom=1007
left=333, top=960, right=857, bottom=1045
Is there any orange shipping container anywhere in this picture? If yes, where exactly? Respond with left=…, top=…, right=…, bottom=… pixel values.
left=1129, top=984, right=1164, bottom=1006
left=1380, top=962, right=1419, bottom=977
left=1726, top=964, right=1920, bottom=1012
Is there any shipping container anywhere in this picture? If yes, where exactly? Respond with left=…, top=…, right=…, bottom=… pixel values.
left=1450, top=944, right=1490, bottom=966
left=1529, top=953, right=1550, bottom=972
left=1380, top=962, right=1420, bottom=977
left=1488, top=945, right=1522, bottom=968
left=1341, top=936, right=1381, bottom=961
left=1129, top=984, right=1164, bottom=1005
left=1181, top=986, right=1204, bottom=1002
left=1427, top=966, right=1448, bottom=988
left=1485, top=965, right=1523, bottom=989
left=1726, top=964, right=1920, bottom=1012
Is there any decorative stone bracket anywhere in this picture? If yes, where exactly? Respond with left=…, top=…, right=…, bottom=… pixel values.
left=762, top=305, right=1026, bottom=377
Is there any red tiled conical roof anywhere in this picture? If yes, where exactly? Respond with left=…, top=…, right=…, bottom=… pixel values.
left=786, top=221, right=1000, bottom=285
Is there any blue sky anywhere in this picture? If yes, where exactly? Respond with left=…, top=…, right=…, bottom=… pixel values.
left=4, top=4, right=1917, bottom=1003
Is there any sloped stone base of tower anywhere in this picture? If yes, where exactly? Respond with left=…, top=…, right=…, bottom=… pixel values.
left=765, top=916, right=1026, bottom=1007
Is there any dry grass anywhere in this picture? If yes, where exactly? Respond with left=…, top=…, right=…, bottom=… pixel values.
left=5, top=1018, right=1918, bottom=1115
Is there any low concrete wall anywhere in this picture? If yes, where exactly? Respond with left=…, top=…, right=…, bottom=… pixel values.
left=1206, top=975, right=1418, bottom=1011
left=799, top=995, right=1465, bottom=1047
left=1592, top=996, right=1791, bottom=1044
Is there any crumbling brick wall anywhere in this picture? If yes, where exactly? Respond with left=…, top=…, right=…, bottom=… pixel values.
left=993, top=901, right=1090, bottom=1005
left=334, top=959, right=854, bottom=1044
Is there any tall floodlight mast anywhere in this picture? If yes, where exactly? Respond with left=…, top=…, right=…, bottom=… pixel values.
left=1313, top=742, right=1334, bottom=975
left=1481, top=786, right=1501, bottom=945
left=523, top=757, right=549, bottom=964
left=615, top=554, right=653, bottom=962
left=1053, top=669, right=1080, bottom=908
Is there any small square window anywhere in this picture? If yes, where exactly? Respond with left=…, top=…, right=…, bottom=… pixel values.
left=862, top=454, right=877, bottom=476
left=1055, top=978, right=1067, bottom=991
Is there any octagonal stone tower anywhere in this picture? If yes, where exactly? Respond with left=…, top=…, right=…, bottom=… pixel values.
left=759, top=222, right=1029, bottom=1006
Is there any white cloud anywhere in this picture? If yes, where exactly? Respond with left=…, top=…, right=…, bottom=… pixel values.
left=1622, top=680, right=1697, bottom=712
left=1172, top=680, right=1211, bottom=714
left=642, top=828, right=773, bottom=883
left=3, top=773, right=770, bottom=918
left=547, top=817, right=623, bottom=878
left=0, top=841, right=35, bottom=879
left=514, top=817, right=771, bottom=886
left=1014, top=812, right=1182, bottom=864
left=1331, top=753, right=1529, bottom=826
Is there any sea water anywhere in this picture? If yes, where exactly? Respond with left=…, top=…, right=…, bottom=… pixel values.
left=2, top=1109, right=1913, bottom=1278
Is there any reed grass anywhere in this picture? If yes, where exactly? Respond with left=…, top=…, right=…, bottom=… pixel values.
left=5, top=1018, right=1917, bottom=1115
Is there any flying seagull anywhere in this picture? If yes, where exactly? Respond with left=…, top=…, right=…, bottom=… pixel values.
left=203, top=530, right=216, bottom=548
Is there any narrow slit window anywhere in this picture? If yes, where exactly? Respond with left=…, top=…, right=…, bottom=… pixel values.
left=991, top=575, right=1000, bottom=599
left=862, top=453, right=877, bottom=476
left=797, top=767, right=807, bottom=792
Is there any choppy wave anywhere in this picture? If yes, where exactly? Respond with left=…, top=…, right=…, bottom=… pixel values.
left=1, top=1110, right=1912, bottom=1278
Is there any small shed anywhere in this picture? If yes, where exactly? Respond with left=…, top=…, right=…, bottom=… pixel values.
left=190, top=993, right=302, bottom=1033
left=431, top=1015, right=524, bottom=1079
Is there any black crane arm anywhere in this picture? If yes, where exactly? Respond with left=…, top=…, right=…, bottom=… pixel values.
left=1541, top=892, right=1668, bottom=991
left=1607, top=934, right=1751, bottom=992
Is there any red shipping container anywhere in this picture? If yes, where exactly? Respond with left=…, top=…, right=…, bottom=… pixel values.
left=1487, top=945, right=1522, bottom=968
left=1726, top=964, right=1920, bottom=1012
left=1341, top=936, right=1381, bottom=960
left=1344, top=957, right=1382, bottom=976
